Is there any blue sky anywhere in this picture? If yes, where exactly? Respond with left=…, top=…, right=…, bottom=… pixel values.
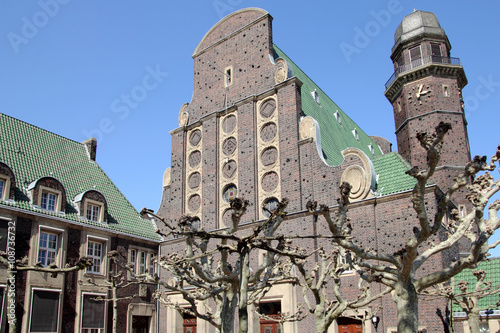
left=1, top=1, right=499, bottom=252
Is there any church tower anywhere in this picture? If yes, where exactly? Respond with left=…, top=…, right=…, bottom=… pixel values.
left=385, top=10, right=471, bottom=194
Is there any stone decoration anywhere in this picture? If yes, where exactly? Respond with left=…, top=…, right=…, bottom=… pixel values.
left=222, top=184, right=237, bottom=202
left=188, top=172, right=201, bottom=189
left=188, top=150, right=202, bottom=168
left=189, top=129, right=202, bottom=147
left=260, top=99, right=276, bottom=118
left=188, top=194, right=201, bottom=212
left=261, top=146, right=278, bottom=166
left=274, top=58, right=288, bottom=84
left=162, top=167, right=171, bottom=187
left=261, top=171, right=279, bottom=192
left=222, top=137, right=237, bottom=156
left=222, top=160, right=237, bottom=179
left=178, top=103, right=189, bottom=127
left=222, top=114, right=237, bottom=133
left=299, top=116, right=317, bottom=141
left=260, top=122, right=277, bottom=142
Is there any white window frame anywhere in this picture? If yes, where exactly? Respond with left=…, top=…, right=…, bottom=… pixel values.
left=0, top=284, right=6, bottom=330
left=38, top=186, right=62, bottom=212
left=129, top=248, right=157, bottom=278
left=37, top=226, right=64, bottom=268
left=29, top=288, right=62, bottom=333
left=352, top=128, right=359, bottom=141
left=84, top=198, right=104, bottom=223
left=312, top=89, right=320, bottom=104
left=86, top=236, right=107, bottom=275
left=80, top=292, right=107, bottom=333
left=0, top=176, right=8, bottom=201
left=224, top=66, right=233, bottom=87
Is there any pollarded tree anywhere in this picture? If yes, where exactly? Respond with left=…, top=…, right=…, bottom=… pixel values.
left=0, top=253, right=92, bottom=333
left=289, top=246, right=391, bottom=333
left=423, top=268, right=500, bottom=333
left=113, top=198, right=306, bottom=333
left=308, top=123, right=500, bottom=333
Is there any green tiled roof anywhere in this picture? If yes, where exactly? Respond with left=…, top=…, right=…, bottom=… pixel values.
left=454, top=257, right=500, bottom=311
left=273, top=45, right=384, bottom=166
left=0, top=113, right=160, bottom=241
left=371, top=152, right=416, bottom=196
left=273, top=45, right=418, bottom=196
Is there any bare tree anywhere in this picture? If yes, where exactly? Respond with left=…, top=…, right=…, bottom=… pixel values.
left=114, top=198, right=305, bottom=333
left=0, top=254, right=92, bottom=333
left=423, top=268, right=500, bottom=333
left=79, top=266, right=143, bottom=333
left=289, top=247, right=391, bottom=333
left=307, top=123, right=500, bottom=332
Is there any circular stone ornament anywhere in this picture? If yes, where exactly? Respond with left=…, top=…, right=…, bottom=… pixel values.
left=260, top=122, right=277, bottom=142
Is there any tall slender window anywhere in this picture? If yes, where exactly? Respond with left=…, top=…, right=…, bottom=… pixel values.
left=409, top=45, right=422, bottom=67
left=87, top=241, right=103, bottom=274
left=38, top=232, right=58, bottom=267
left=81, top=294, right=105, bottom=333
left=0, top=179, right=5, bottom=200
left=30, top=290, right=60, bottom=332
left=139, top=251, right=147, bottom=274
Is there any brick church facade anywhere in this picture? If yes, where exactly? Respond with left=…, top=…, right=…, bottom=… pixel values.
left=157, top=8, right=475, bottom=333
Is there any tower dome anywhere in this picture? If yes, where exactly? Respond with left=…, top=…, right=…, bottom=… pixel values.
left=393, top=10, right=447, bottom=50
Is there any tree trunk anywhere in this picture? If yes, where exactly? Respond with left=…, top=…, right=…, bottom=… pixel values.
left=238, top=248, right=250, bottom=333
left=467, top=312, right=481, bottom=333
left=221, top=290, right=238, bottom=333
left=112, top=279, right=118, bottom=333
left=394, top=281, right=419, bottom=333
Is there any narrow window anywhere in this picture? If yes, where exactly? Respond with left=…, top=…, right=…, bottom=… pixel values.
left=0, top=178, right=5, bottom=200
left=87, top=241, right=104, bottom=274
left=442, top=85, right=450, bottom=97
left=368, top=143, right=375, bottom=155
left=81, top=294, right=106, bottom=333
left=149, top=254, right=156, bottom=275
left=459, top=205, right=467, bottom=218
left=130, top=249, right=137, bottom=276
left=41, top=191, right=57, bottom=211
left=397, top=100, right=402, bottom=112
left=409, top=45, right=422, bottom=68
left=30, top=290, right=60, bottom=332
left=38, top=232, right=58, bottom=267
left=139, top=251, right=147, bottom=274
left=86, top=203, right=101, bottom=222
left=225, top=66, right=233, bottom=87
left=431, top=43, right=442, bottom=56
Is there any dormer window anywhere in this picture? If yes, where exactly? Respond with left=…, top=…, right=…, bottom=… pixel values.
left=352, top=128, right=359, bottom=141
left=312, top=90, right=320, bottom=104
left=368, top=143, right=375, bottom=155
left=28, top=177, right=66, bottom=213
left=86, top=201, right=102, bottom=222
left=0, top=162, right=16, bottom=201
left=74, top=190, right=108, bottom=223
left=334, top=111, right=342, bottom=125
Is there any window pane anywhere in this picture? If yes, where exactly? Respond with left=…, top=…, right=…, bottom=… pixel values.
left=410, top=46, right=421, bottom=61
left=30, top=290, right=60, bottom=332
left=38, top=232, right=58, bottom=267
left=0, top=219, right=8, bottom=251
left=431, top=43, right=441, bottom=56
left=0, top=179, right=5, bottom=199
left=87, top=241, right=103, bottom=274
left=82, top=295, right=105, bottom=329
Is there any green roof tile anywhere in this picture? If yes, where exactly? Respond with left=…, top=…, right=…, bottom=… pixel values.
left=0, top=113, right=160, bottom=241
left=371, top=152, right=417, bottom=196
left=273, top=45, right=383, bottom=166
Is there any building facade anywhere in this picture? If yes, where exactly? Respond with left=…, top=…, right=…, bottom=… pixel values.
left=157, top=8, right=473, bottom=333
left=0, top=114, right=160, bottom=333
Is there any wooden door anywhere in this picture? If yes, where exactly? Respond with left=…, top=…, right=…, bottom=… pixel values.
left=337, top=317, right=363, bottom=333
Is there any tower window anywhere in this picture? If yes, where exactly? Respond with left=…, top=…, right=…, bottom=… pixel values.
left=431, top=43, right=442, bottom=56
left=442, top=85, right=450, bottom=97
left=409, top=45, right=422, bottom=66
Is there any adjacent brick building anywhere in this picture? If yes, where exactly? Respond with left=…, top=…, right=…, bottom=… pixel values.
left=0, top=114, right=160, bottom=332
left=157, top=8, right=476, bottom=333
